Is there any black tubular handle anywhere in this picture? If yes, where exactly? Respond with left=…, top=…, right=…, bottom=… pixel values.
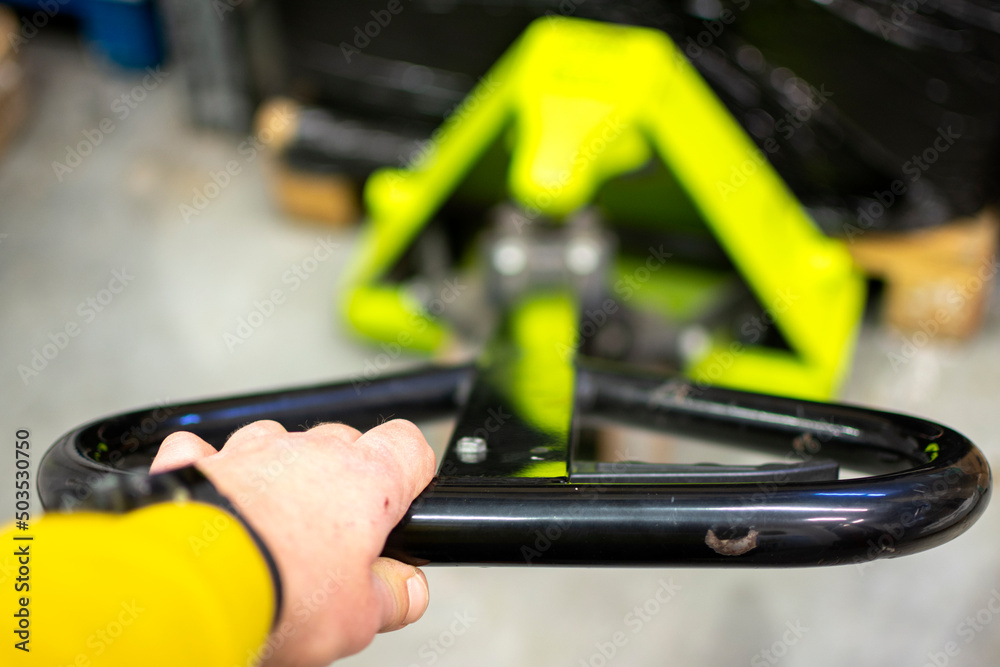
left=38, top=362, right=990, bottom=568
left=37, top=364, right=473, bottom=510
left=386, top=361, right=991, bottom=566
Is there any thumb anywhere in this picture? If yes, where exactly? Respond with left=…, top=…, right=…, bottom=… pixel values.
left=372, top=558, right=429, bottom=633
left=150, top=431, right=218, bottom=475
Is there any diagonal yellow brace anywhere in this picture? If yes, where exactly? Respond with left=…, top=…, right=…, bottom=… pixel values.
left=342, top=16, right=865, bottom=399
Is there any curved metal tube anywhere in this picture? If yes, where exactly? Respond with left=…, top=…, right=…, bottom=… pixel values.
left=38, top=362, right=990, bottom=567
left=38, top=365, right=472, bottom=510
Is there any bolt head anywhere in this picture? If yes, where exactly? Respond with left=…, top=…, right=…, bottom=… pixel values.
left=456, top=436, right=487, bottom=463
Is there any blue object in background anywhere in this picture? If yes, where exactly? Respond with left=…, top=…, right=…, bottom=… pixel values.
left=5, top=0, right=164, bottom=69
left=84, top=0, right=163, bottom=69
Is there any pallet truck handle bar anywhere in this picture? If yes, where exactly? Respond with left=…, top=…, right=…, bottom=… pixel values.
left=37, top=362, right=991, bottom=567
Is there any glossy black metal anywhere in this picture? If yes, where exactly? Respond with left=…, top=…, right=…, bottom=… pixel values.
left=385, top=360, right=990, bottom=566
left=38, top=364, right=472, bottom=511
left=440, top=321, right=574, bottom=479
left=38, top=358, right=990, bottom=567
left=569, top=460, right=840, bottom=484
left=576, top=359, right=928, bottom=473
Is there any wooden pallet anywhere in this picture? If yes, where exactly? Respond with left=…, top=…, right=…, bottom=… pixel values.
left=849, top=208, right=999, bottom=339
left=254, top=97, right=361, bottom=226
left=266, top=161, right=360, bottom=225
left=0, top=6, right=27, bottom=158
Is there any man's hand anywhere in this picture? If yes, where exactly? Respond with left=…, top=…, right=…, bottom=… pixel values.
left=150, top=419, right=436, bottom=666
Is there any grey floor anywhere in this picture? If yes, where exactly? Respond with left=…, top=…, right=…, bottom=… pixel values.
left=3, top=34, right=1000, bottom=667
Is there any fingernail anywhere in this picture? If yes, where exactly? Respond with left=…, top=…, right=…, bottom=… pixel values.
left=404, top=570, right=429, bottom=625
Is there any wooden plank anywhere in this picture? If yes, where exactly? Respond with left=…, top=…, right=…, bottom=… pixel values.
left=850, top=208, right=999, bottom=339
left=0, top=6, right=26, bottom=158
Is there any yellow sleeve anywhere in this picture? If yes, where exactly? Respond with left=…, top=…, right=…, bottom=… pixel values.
left=2, top=501, right=276, bottom=667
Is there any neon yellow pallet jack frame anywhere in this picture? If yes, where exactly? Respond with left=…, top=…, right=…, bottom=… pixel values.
left=341, top=16, right=865, bottom=400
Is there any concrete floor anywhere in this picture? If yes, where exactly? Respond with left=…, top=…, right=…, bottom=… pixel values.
left=3, top=33, right=1000, bottom=667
